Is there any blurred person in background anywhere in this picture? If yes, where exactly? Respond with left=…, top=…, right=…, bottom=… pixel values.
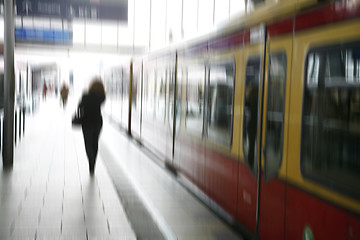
left=60, top=83, right=69, bottom=107
left=77, top=77, right=106, bottom=174
left=42, top=81, right=47, bottom=100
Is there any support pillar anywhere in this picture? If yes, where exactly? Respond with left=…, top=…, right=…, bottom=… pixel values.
left=3, top=0, right=15, bottom=167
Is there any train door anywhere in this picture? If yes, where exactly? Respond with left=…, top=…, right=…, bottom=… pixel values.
left=173, top=56, right=188, bottom=170
left=204, top=58, right=238, bottom=217
left=258, top=36, right=292, bottom=239
left=165, top=64, right=173, bottom=161
left=167, top=55, right=178, bottom=164
left=237, top=40, right=264, bottom=235
left=175, top=57, right=208, bottom=189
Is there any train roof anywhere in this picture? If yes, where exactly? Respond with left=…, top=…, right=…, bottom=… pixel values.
left=214, top=0, right=316, bottom=37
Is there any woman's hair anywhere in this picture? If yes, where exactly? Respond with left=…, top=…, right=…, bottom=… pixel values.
left=89, top=77, right=105, bottom=96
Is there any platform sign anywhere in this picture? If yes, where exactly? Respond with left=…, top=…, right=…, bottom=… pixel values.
left=15, top=27, right=73, bottom=45
left=16, top=0, right=128, bottom=22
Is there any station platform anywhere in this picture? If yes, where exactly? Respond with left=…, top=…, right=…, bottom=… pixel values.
left=0, top=96, right=243, bottom=240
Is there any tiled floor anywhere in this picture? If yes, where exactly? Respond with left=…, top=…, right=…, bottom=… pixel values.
left=0, top=95, right=243, bottom=240
left=0, top=96, right=136, bottom=240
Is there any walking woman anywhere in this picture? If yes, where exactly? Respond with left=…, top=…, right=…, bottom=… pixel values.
left=77, top=77, right=106, bottom=173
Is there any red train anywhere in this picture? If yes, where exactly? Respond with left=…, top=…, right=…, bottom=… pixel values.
left=104, top=0, right=360, bottom=239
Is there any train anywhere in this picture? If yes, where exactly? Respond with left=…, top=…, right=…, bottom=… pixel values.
left=104, top=0, right=360, bottom=239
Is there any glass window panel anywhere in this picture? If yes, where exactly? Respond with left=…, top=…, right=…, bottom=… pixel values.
left=72, top=19, right=85, bottom=45
left=0, top=18, right=3, bottom=41
left=214, top=0, right=229, bottom=25
left=122, top=69, right=130, bottom=125
left=198, top=0, right=214, bottom=34
left=50, top=19, right=62, bottom=29
left=22, top=17, right=33, bottom=28
left=186, top=65, right=205, bottom=136
left=144, top=69, right=156, bottom=118
left=302, top=41, right=360, bottom=199
left=230, top=0, right=245, bottom=17
left=142, top=70, right=149, bottom=116
left=166, top=0, right=182, bottom=45
left=63, top=21, right=70, bottom=30
left=33, top=17, right=50, bottom=29
left=251, top=0, right=265, bottom=4
left=264, top=52, right=287, bottom=179
left=247, top=0, right=265, bottom=12
left=86, top=21, right=101, bottom=45
left=208, top=62, right=234, bottom=146
left=155, top=70, right=166, bottom=122
left=169, top=68, right=176, bottom=131
left=306, top=53, right=320, bottom=86
left=134, top=0, right=150, bottom=47
left=183, top=0, right=198, bottom=39
left=104, top=71, right=112, bottom=114
left=118, top=24, right=133, bottom=47
left=175, top=69, right=183, bottom=133
left=243, top=57, right=261, bottom=171
left=150, top=0, right=166, bottom=50
left=111, top=68, right=123, bottom=122
left=15, top=17, right=22, bottom=28
left=132, top=68, right=139, bottom=112
left=102, top=22, right=117, bottom=46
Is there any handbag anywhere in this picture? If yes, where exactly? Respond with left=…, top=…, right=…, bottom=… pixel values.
left=72, top=107, right=84, bottom=126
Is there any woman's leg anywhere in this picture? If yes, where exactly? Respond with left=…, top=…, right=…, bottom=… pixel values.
left=92, top=124, right=102, bottom=168
left=82, top=126, right=96, bottom=172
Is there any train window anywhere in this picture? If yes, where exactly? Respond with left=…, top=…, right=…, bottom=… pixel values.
left=155, top=70, right=166, bottom=122
left=264, top=52, right=287, bottom=179
left=302, top=41, right=360, bottom=199
left=176, top=69, right=182, bottom=133
left=144, top=70, right=156, bottom=118
left=122, top=69, right=130, bottom=123
left=104, top=72, right=111, bottom=112
left=243, top=56, right=261, bottom=172
left=207, top=62, right=235, bottom=147
left=131, top=70, right=139, bottom=111
left=186, top=66, right=206, bottom=136
left=247, top=0, right=265, bottom=12
left=113, top=68, right=123, bottom=121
